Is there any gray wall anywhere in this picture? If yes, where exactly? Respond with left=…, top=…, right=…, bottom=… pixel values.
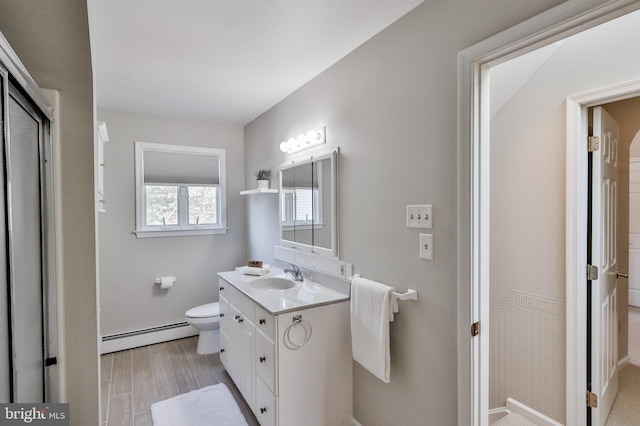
left=0, top=1, right=99, bottom=424
left=244, top=0, right=564, bottom=424
left=97, top=108, right=246, bottom=335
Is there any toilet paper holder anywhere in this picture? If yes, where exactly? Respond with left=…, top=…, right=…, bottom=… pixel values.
left=154, top=276, right=176, bottom=288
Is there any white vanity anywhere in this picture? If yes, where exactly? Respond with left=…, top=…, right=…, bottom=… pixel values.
left=217, top=268, right=353, bottom=426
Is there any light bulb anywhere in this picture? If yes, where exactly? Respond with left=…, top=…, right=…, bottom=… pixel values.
left=279, top=141, right=289, bottom=152
left=306, top=129, right=318, bottom=142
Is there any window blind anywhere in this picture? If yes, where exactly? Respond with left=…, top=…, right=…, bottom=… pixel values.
left=144, top=151, right=220, bottom=185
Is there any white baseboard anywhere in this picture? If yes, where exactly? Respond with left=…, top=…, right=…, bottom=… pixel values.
left=101, top=324, right=199, bottom=354
left=488, top=406, right=509, bottom=424
left=505, top=398, right=563, bottom=426
left=618, top=355, right=631, bottom=370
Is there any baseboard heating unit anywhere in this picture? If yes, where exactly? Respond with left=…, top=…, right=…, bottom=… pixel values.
left=101, top=322, right=198, bottom=354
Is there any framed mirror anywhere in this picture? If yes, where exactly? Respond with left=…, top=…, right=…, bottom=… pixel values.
left=279, top=150, right=337, bottom=257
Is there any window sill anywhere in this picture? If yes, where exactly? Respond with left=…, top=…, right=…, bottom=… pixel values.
left=133, top=227, right=229, bottom=238
left=282, top=223, right=325, bottom=231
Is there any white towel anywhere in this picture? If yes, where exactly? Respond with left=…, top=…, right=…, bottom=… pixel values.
left=241, top=264, right=270, bottom=275
left=350, top=276, right=395, bottom=383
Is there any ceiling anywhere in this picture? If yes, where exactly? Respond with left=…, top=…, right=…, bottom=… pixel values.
left=88, top=0, right=425, bottom=125
left=490, top=9, right=640, bottom=118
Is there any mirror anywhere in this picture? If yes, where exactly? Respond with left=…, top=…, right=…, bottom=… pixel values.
left=280, top=151, right=337, bottom=256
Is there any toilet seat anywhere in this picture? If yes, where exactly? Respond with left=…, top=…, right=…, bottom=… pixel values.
left=186, top=302, right=219, bottom=318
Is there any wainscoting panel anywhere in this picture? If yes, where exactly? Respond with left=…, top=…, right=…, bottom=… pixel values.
left=490, top=291, right=566, bottom=423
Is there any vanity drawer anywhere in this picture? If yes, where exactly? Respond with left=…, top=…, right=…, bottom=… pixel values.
left=255, top=328, right=277, bottom=394
left=255, top=377, right=277, bottom=426
left=218, top=278, right=234, bottom=302
left=255, top=304, right=276, bottom=340
left=219, top=278, right=255, bottom=322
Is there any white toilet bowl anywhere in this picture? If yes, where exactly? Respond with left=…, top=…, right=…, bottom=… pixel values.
left=185, top=302, right=220, bottom=354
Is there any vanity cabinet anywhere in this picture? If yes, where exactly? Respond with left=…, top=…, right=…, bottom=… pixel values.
left=219, top=284, right=255, bottom=404
left=218, top=277, right=352, bottom=426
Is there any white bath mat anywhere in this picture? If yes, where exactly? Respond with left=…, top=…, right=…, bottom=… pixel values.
left=151, top=383, right=248, bottom=426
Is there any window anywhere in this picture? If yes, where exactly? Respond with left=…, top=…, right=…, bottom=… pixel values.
left=281, top=188, right=321, bottom=227
left=135, top=142, right=227, bottom=237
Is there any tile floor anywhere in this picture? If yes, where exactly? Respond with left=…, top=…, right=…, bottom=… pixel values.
left=100, top=336, right=259, bottom=426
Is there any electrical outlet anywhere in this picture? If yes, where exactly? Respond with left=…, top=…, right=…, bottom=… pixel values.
left=419, top=233, right=433, bottom=260
left=407, top=205, right=433, bottom=229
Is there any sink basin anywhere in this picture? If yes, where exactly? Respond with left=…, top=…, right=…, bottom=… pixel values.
left=250, top=277, right=297, bottom=290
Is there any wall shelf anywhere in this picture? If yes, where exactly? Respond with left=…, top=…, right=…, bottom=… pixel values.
left=240, top=188, right=279, bottom=195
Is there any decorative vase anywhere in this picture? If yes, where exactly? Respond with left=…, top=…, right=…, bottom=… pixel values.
left=257, top=180, right=269, bottom=189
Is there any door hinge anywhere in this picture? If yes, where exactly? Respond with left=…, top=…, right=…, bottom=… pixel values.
left=45, top=357, right=57, bottom=367
left=587, top=264, right=599, bottom=280
left=471, top=322, right=480, bottom=337
left=586, top=390, right=598, bottom=408
left=588, top=136, right=600, bottom=152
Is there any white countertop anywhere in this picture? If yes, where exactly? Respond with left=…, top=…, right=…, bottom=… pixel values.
left=218, top=268, right=349, bottom=314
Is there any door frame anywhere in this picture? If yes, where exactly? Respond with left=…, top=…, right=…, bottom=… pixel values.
left=457, top=1, right=640, bottom=425
left=567, top=82, right=640, bottom=424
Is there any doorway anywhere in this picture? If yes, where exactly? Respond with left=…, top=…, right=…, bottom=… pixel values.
left=629, top=128, right=640, bottom=394
left=458, top=2, right=640, bottom=425
left=0, top=42, right=58, bottom=403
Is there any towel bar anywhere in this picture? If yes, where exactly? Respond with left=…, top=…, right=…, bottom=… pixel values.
left=392, top=289, right=418, bottom=301
left=347, top=274, right=418, bottom=302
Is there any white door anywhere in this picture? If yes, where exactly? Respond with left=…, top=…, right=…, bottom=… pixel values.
left=590, top=106, right=619, bottom=425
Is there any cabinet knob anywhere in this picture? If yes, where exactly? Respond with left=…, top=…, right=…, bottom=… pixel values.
left=219, top=287, right=224, bottom=291
left=238, top=318, right=244, bottom=323
left=259, top=318, right=266, bottom=325
left=234, top=315, right=240, bottom=321
left=220, top=349, right=225, bottom=353
left=220, top=313, right=224, bottom=318
left=259, top=356, right=266, bottom=363
left=260, top=407, right=267, bottom=414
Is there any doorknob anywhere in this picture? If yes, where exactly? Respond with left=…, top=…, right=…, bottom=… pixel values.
left=616, top=270, right=629, bottom=279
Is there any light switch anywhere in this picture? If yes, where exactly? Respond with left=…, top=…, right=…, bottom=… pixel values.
left=407, top=205, right=433, bottom=229
left=419, top=233, right=433, bottom=260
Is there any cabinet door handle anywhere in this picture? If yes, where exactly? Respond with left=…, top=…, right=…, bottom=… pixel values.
left=259, top=356, right=266, bottom=363
left=259, top=319, right=266, bottom=325
left=260, top=407, right=267, bottom=414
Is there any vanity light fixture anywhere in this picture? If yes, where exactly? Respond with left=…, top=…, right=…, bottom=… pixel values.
left=279, top=127, right=326, bottom=155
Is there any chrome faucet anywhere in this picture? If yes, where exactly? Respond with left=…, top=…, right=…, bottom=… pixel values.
left=284, top=264, right=304, bottom=282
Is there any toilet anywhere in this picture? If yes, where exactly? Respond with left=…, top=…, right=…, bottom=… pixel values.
left=185, top=302, right=220, bottom=354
